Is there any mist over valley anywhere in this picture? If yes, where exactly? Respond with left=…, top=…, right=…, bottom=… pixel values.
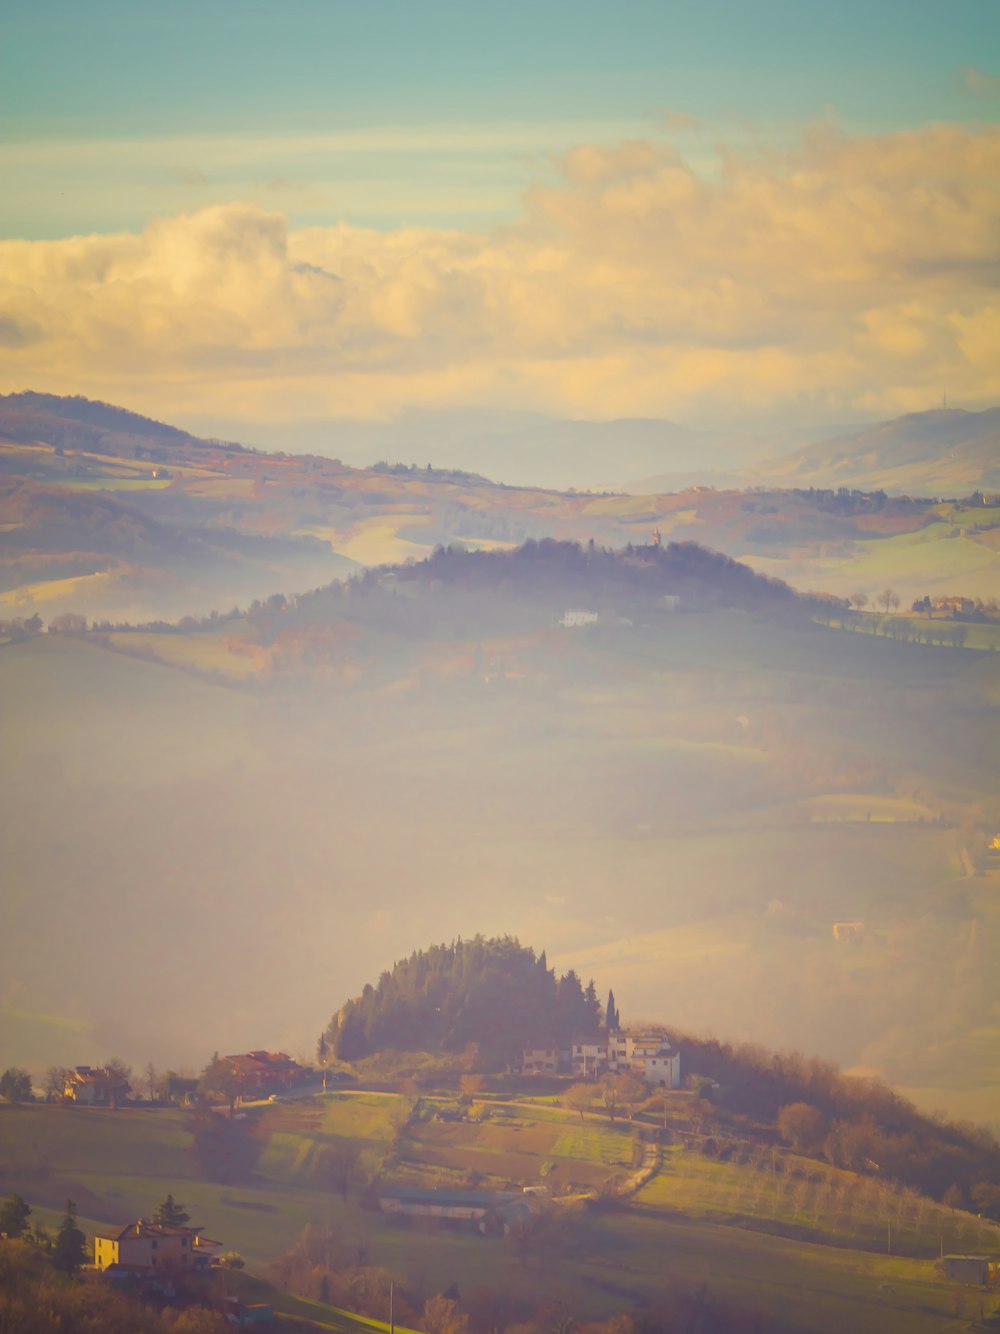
left=4, top=16, right=1000, bottom=1323
left=3, top=506, right=998, bottom=1136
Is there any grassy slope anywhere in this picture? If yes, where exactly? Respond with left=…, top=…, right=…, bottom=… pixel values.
left=1, top=1097, right=990, bottom=1334
left=744, top=512, right=1000, bottom=604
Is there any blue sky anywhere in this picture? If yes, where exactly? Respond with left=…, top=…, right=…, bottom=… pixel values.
left=2, top=0, right=998, bottom=236
left=0, top=0, right=997, bottom=434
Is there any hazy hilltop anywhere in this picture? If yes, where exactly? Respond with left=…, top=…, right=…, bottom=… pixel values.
left=742, top=407, right=1000, bottom=496
left=215, top=406, right=748, bottom=493
left=4, top=392, right=1000, bottom=624
left=193, top=403, right=1000, bottom=499
left=326, top=935, right=604, bottom=1065
left=0, top=390, right=227, bottom=457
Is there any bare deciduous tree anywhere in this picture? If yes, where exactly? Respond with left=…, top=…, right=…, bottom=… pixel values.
left=563, top=1082, right=593, bottom=1125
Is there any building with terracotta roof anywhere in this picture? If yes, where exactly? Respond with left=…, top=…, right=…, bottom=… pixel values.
left=221, top=1050, right=305, bottom=1095
left=64, top=1065, right=131, bottom=1106
left=93, top=1219, right=222, bottom=1273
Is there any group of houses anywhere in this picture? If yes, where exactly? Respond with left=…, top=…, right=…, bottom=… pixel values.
left=934, top=595, right=976, bottom=615
left=521, top=1028, right=681, bottom=1087
left=61, top=1051, right=307, bottom=1107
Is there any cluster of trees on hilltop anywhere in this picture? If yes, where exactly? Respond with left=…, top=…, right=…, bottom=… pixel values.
left=324, top=936, right=604, bottom=1065
left=219, top=536, right=810, bottom=655
left=395, top=538, right=800, bottom=611
left=682, top=1034, right=1000, bottom=1210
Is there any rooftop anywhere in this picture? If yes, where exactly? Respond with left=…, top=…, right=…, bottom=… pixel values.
left=94, top=1219, right=217, bottom=1243
left=378, top=1188, right=521, bottom=1209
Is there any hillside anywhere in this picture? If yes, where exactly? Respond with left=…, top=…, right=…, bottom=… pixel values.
left=3, top=554, right=999, bottom=1126
left=269, top=539, right=807, bottom=656
left=747, top=407, right=1000, bottom=496
left=3, top=393, right=999, bottom=622
left=2, top=1079, right=998, bottom=1333
left=0, top=390, right=238, bottom=457
left=322, top=938, right=1000, bottom=1208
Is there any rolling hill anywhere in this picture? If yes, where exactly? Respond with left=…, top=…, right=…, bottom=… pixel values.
left=4, top=393, right=999, bottom=624
left=2, top=1077, right=998, bottom=1333
left=745, top=407, right=1000, bottom=497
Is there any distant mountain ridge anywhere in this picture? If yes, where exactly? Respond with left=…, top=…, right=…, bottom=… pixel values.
left=186, top=404, right=750, bottom=491
left=745, top=407, right=1000, bottom=496
left=5, top=392, right=997, bottom=498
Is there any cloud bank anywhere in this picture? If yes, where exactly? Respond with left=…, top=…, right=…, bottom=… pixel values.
left=1, top=123, right=998, bottom=429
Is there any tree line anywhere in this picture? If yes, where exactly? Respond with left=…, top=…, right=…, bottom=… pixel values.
left=324, top=936, right=605, bottom=1066
left=680, top=1034, right=1000, bottom=1210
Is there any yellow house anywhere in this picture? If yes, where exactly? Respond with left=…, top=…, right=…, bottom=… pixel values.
left=93, top=1219, right=222, bottom=1272
left=833, top=921, right=864, bottom=942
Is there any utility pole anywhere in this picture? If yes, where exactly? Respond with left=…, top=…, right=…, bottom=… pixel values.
left=390, top=1280, right=394, bottom=1334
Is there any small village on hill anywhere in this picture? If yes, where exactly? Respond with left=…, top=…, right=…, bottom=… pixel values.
left=3, top=939, right=1000, bottom=1332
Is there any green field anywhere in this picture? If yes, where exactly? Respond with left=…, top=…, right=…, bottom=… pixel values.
left=647, top=1146, right=1000, bottom=1257
left=744, top=509, right=1000, bottom=604
left=62, top=478, right=174, bottom=492
left=2, top=1096, right=995, bottom=1333
left=601, top=1206, right=969, bottom=1334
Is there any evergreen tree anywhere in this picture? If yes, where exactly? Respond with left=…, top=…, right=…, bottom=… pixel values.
left=325, top=936, right=604, bottom=1064
left=584, top=979, right=601, bottom=1028
left=606, top=989, right=619, bottom=1033
left=0, top=1191, right=31, bottom=1238
left=52, top=1199, right=86, bottom=1275
left=153, top=1193, right=191, bottom=1227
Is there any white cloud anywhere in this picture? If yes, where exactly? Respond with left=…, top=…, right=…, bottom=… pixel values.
left=1, top=123, right=998, bottom=427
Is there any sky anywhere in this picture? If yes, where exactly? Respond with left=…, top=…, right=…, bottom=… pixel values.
left=1, top=0, right=998, bottom=440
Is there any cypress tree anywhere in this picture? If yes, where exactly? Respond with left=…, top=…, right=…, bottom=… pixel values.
left=53, top=1199, right=86, bottom=1275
